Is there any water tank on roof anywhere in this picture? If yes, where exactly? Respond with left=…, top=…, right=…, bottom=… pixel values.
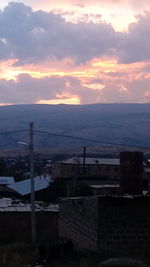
left=120, top=151, right=143, bottom=195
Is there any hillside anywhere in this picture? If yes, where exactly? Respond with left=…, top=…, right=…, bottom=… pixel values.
left=0, top=103, right=150, bottom=150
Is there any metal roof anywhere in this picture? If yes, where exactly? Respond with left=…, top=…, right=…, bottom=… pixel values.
left=59, top=157, right=120, bottom=165
left=0, top=198, right=58, bottom=212
left=8, top=176, right=52, bottom=196
left=0, top=177, right=15, bottom=185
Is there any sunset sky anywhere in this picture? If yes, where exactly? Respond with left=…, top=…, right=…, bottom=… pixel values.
left=0, top=0, right=150, bottom=105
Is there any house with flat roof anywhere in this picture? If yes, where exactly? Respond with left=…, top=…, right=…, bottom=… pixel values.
left=0, top=197, right=58, bottom=243
left=52, top=157, right=120, bottom=183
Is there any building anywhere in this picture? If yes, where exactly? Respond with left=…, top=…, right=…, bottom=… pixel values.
left=52, top=154, right=150, bottom=194
left=59, top=152, right=150, bottom=257
left=52, top=157, right=120, bottom=183
left=7, top=176, right=51, bottom=196
left=90, top=184, right=120, bottom=195
left=59, top=195, right=150, bottom=257
left=0, top=197, right=58, bottom=244
left=0, top=177, right=15, bottom=185
left=0, top=177, right=19, bottom=198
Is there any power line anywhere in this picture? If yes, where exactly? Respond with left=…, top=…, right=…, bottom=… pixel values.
left=0, top=130, right=28, bottom=135
left=0, top=128, right=149, bottom=150
left=35, top=130, right=150, bottom=150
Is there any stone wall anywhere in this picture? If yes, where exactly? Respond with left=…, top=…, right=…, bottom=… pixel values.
left=59, top=195, right=150, bottom=257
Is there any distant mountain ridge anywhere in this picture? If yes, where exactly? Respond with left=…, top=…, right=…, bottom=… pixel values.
left=0, top=103, right=150, bottom=149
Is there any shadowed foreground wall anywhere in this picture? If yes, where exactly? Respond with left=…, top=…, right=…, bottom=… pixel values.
left=0, top=211, right=58, bottom=244
left=59, top=196, right=150, bottom=257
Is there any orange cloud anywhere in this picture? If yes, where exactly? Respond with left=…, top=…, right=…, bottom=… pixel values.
left=0, top=55, right=150, bottom=105
left=37, top=97, right=80, bottom=105
left=0, top=102, right=12, bottom=106
left=0, top=57, right=149, bottom=84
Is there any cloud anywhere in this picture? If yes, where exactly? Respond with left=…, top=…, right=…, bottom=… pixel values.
left=0, top=2, right=150, bottom=65
left=0, top=69, right=150, bottom=105
left=0, top=74, right=98, bottom=104
left=117, top=12, right=150, bottom=63
left=0, top=72, right=115, bottom=105
left=0, top=2, right=118, bottom=65
left=72, top=0, right=150, bottom=10
left=0, top=2, right=150, bottom=106
left=0, top=3, right=150, bottom=79
left=0, top=74, right=67, bottom=104
left=25, top=0, right=150, bottom=11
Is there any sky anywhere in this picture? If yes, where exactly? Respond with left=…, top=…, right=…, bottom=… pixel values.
left=0, top=0, right=150, bottom=105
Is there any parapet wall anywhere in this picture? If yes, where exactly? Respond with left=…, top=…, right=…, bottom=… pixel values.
left=59, top=197, right=99, bottom=251
left=59, top=195, right=150, bottom=257
left=98, top=196, right=150, bottom=257
left=0, top=211, right=58, bottom=244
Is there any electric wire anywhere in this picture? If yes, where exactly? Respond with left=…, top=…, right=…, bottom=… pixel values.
left=34, top=130, right=150, bottom=150
left=0, top=130, right=28, bottom=135
left=0, top=128, right=149, bottom=150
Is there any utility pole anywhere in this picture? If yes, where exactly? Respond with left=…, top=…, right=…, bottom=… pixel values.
left=29, top=122, right=36, bottom=245
left=83, top=146, right=86, bottom=175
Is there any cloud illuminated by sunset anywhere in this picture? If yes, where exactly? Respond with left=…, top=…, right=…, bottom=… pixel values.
left=0, top=1, right=150, bottom=105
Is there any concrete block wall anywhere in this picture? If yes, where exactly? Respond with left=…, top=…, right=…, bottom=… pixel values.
left=59, top=197, right=99, bottom=251
left=59, top=195, right=150, bottom=257
left=0, top=211, right=58, bottom=244
left=97, top=196, right=150, bottom=256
